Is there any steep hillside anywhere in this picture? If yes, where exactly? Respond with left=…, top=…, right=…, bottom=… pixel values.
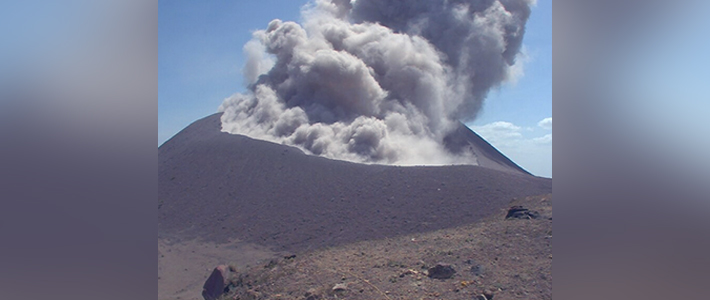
left=158, top=113, right=552, bottom=300
left=159, top=113, right=551, bottom=252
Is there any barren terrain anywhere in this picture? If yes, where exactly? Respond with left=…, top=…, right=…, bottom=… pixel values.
left=223, top=194, right=552, bottom=300
left=158, top=114, right=552, bottom=300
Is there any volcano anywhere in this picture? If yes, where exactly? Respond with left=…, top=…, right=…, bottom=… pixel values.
left=159, top=113, right=549, bottom=249
left=158, top=113, right=551, bottom=300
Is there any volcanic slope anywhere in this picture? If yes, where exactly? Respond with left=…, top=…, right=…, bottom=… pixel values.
left=443, top=121, right=532, bottom=175
left=159, top=113, right=551, bottom=252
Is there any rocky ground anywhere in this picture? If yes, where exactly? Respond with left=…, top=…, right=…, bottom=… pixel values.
left=213, top=194, right=552, bottom=300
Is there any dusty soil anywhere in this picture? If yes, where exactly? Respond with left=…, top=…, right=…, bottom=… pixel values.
left=220, top=194, right=552, bottom=300
left=158, top=238, right=278, bottom=300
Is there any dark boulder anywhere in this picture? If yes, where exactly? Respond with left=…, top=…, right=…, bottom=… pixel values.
left=427, top=264, right=456, bottom=279
left=505, top=206, right=540, bottom=220
left=202, top=265, right=237, bottom=300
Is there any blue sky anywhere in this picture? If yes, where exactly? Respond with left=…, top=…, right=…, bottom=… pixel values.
left=158, top=0, right=552, bottom=177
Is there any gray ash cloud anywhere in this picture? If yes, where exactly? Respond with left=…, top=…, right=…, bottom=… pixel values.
left=220, top=0, right=533, bottom=165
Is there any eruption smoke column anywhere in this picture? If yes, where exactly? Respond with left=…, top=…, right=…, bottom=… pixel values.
left=219, top=0, right=532, bottom=165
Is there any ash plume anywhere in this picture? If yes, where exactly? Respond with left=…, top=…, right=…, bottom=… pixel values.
left=219, top=0, right=532, bottom=165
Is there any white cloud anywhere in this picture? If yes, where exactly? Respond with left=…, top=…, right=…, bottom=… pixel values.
left=472, top=121, right=524, bottom=142
left=538, top=117, right=552, bottom=130
left=472, top=120, right=552, bottom=178
left=533, top=133, right=552, bottom=145
left=506, top=46, right=530, bottom=86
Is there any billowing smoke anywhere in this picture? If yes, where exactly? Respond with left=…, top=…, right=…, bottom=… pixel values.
left=219, top=0, right=532, bottom=165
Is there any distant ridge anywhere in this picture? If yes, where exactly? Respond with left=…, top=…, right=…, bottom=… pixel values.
left=443, top=122, right=532, bottom=175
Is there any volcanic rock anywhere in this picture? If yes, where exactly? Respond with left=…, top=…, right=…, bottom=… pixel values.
left=505, top=206, right=540, bottom=220
left=427, top=264, right=456, bottom=280
left=202, top=265, right=237, bottom=300
left=332, top=283, right=348, bottom=292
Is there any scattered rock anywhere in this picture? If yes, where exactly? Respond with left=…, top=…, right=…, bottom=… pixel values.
left=202, top=265, right=238, bottom=300
left=332, top=283, right=348, bottom=292
left=264, top=259, right=279, bottom=269
left=399, top=269, right=420, bottom=278
left=470, top=264, right=485, bottom=276
left=484, top=288, right=496, bottom=299
left=505, top=206, right=540, bottom=220
left=477, top=289, right=496, bottom=300
left=304, top=290, right=320, bottom=300
left=465, top=260, right=485, bottom=276
left=427, top=264, right=456, bottom=280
